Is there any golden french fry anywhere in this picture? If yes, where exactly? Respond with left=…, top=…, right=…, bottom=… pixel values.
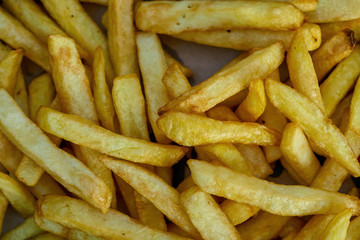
left=235, top=78, right=266, bottom=122
left=265, top=79, right=360, bottom=177
left=293, top=214, right=334, bottom=240
left=220, top=200, right=260, bottom=226
left=16, top=155, right=45, bottom=187
left=347, top=216, right=360, bottom=240
left=312, top=29, right=355, bottom=82
left=172, top=23, right=321, bottom=51
left=349, top=76, right=360, bottom=136
left=34, top=211, right=70, bottom=238
left=99, top=156, right=200, bottom=238
left=164, top=52, right=193, bottom=78
left=188, top=160, right=360, bottom=216
left=30, top=233, right=65, bottom=240
left=217, top=90, right=248, bottom=108
left=157, top=111, right=281, bottom=146
left=93, top=47, right=116, bottom=132
left=320, top=19, right=360, bottom=43
left=331, top=94, right=353, bottom=127
left=162, top=63, right=192, bottom=99
left=0, top=192, right=8, bottom=234
left=136, top=32, right=171, bottom=143
left=287, top=30, right=325, bottom=113
left=1, top=216, right=43, bottom=240
left=159, top=42, right=284, bottom=114
left=181, top=186, right=241, bottom=240
left=114, top=176, right=138, bottom=219
left=0, top=49, right=23, bottom=96
left=136, top=1, right=304, bottom=34
left=236, top=211, right=292, bottom=240
left=0, top=7, right=50, bottom=71
left=14, top=69, right=29, bottom=116
left=28, top=173, right=65, bottom=199
left=321, top=209, right=352, bottom=240
left=176, top=176, right=195, bottom=193
left=278, top=217, right=305, bottom=239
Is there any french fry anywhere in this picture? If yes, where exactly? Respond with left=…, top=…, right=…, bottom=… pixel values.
left=278, top=217, right=305, bottom=239
left=0, top=89, right=112, bottom=213
left=217, top=90, right=248, bottom=108
left=188, top=160, right=360, bottom=216
left=157, top=111, right=281, bottom=146
left=136, top=32, right=171, bottom=143
left=280, top=156, right=308, bottom=185
left=312, top=29, right=355, bottom=82
left=287, top=30, right=325, bottom=113
left=114, top=177, right=138, bottom=219
left=40, top=0, right=114, bottom=84
left=176, top=176, right=195, bottom=193
left=0, top=49, right=23, bottom=96
left=235, top=78, right=266, bottom=122
left=320, top=19, right=360, bottom=43
left=155, top=167, right=173, bottom=185
left=136, top=1, right=305, bottom=34
left=68, top=229, right=105, bottom=240
left=0, top=192, right=8, bottom=234
left=265, top=79, right=360, bottom=177
left=172, top=23, right=321, bottom=51
left=280, top=123, right=321, bottom=185
left=349, top=76, right=360, bottom=135
left=30, top=233, right=65, bottom=240
left=34, top=212, right=69, bottom=238
left=347, top=216, right=360, bottom=240
left=321, top=209, right=352, bottom=240
left=236, top=211, right=292, bottom=240
left=331, top=94, right=353, bottom=127
left=28, top=173, right=65, bottom=199
left=159, top=42, right=284, bottom=114
left=99, top=156, right=200, bottom=238
left=181, top=186, right=241, bottom=240
left=167, top=223, right=192, bottom=238
left=162, top=63, right=192, bottom=99
left=37, top=107, right=188, bottom=166
left=0, top=41, right=12, bottom=59
left=293, top=214, right=334, bottom=240
left=164, top=52, right=193, bottom=78
left=14, top=69, right=29, bottom=116
left=16, top=155, right=46, bottom=187
left=220, top=200, right=260, bottom=226
left=1, top=216, right=43, bottom=240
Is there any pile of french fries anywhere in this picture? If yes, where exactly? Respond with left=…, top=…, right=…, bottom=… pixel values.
left=2, top=0, right=360, bottom=239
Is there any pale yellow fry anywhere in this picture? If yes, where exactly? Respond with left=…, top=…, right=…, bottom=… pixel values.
left=347, top=216, right=360, bottom=240
left=0, top=192, right=8, bottom=234
left=293, top=214, right=334, bottom=240
left=0, top=49, right=23, bottom=96
left=320, top=45, right=360, bottom=117
left=188, top=160, right=360, bottom=216
left=312, top=29, right=355, bottom=82
left=14, top=69, right=29, bottom=116
left=265, top=79, right=360, bottom=177
left=41, top=0, right=114, bottom=85
left=321, top=209, right=352, bottom=240
left=181, top=186, right=241, bottom=240
left=136, top=1, right=304, bottom=34
left=30, top=233, right=65, bottom=240
left=162, top=63, right=192, bottom=99
left=0, top=172, right=35, bottom=217
left=287, top=30, right=325, bottom=113
left=0, top=7, right=49, bottom=71
left=349, top=76, right=360, bottom=135
left=236, top=211, right=292, bottom=240
left=93, top=47, right=116, bottom=132
left=36, top=107, right=188, bottom=167
left=112, top=74, right=149, bottom=140
left=136, top=32, right=171, bottom=143
left=37, top=195, right=191, bottom=240
left=0, top=89, right=111, bottom=213
left=235, top=78, right=266, bottom=122
left=108, top=0, right=138, bottom=76
left=100, top=156, right=200, bottom=239
left=220, top=200, right=260, bottom=226
left=320, top=19, right=360, bottom=43
left=331, top=93, right=353, bottom=127
left=157, top=111, right=281, bottom=146
left=172, top=23, right=321, bottom=51
left=159, top=42, right=284, bottom=114
left=164, top=52, right=193, bottom=78
left=16, top=155, right=45, bottom=187
left=34, top=212, right=69, bottom=238
left=1, top=216, right=43, bottom=240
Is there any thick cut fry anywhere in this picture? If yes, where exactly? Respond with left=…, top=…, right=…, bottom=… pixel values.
left=0, top=49, right=23, bottom=96
left=312, top=29, right=355, bottom=82
left=347, top=216, right=360, bottom=240
left=164, top=52, right=193, bottom=78
left=220, top=200, right=260, bottom=226
left=236, top=211, right=292, bottom=240
left=112, top=75, right=149, bottom=140
left=293, top=214, right=334, bottom=240
left=36, top=107, right=188, bottom=166
left=0, top=192, right=8, bottom=234
left=265, top=79, right=360, bottom=177
left=1, top=216, right=43, bottom=240
left=321, top=209, right=352, bottom=240
left=93, top=47, right=116, bottom=132
left=349, top=76, right=360, bottom=135
left=181, top=186, right=241, bottom=240
left=287, top=30, right=325, bottom=113
left=0, top=7, right=50, bottom=71
left=163, top=63, right=192, bottom=99
left=14, top=69, right=29, bottom=116
left=16, top=155, right=45, bottom=187
left=0, top=89, right=111, bottom=213
left=34, top=209, right=70, bottom=238
left=100, top=156, right=200, bottom=238
left=280, top=123, right=321, bottom=185
left=235, top=78, right=266, bottom=122
left=37, top=195, right=191, bottom=240
left=157, top=111, right=281, bottom=146
left=172, top=23, right=321, bottom=51
left=320, top=45, right=360, bottom=117
left=108, top=0, right=138, bottom=76
left=136, top=1, right=304, bottom=34
left=159, top=42, right=284, bottom=114
left=188, top=160, right=360, bottom=216
left=136, top=32, right=171, bottom=143
left=41, top=0, right=114, bottom=84
left=320, top=19, right=360, bottom=43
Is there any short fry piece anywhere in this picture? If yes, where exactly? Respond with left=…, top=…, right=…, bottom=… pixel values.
left=321, top=209, right=352, bottom=240
left=220, top=200, right=260, bottom=226
left=0, top=49, right=23, bottom=96
left=1, top=216, right=43, bottom=240
left=162, top=63, right=192, bottom=99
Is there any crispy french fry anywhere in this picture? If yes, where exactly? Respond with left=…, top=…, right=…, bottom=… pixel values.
left=0, top=192, right=8, bottom=234
left=1, top=216, right=43, bottom=240
left=188, top=160, right=360, bottom=216
left=0, top=49, right=23, bottom=96
left=235, top=78, right=266, bottom=122
left=217, top=90, right=248, bottom=108
left=100, top=156, right=200, bottom=238
left=265, top=79, right=360, bottom=177
left=321, top=209, right=352, bottom=240
left=312, top=29, right=355, bottom=82
left=172, top=23, right=321, bottom=51
left=349, top=76, right=360, bottom=135
left=331, top=94, right=353, bottom=127
left=136, top=1, right=304, bottom=34
left=162, top=63, right=192, bottom=99
left=159, top=42, right=284, bottom=114
left=37, top=107, right=188, bottom=166
left=293, top=214, right=334, bottom=240
left=347, top=216, right=360, bottom=240
left=220, top=200, right=260, bottom=226
left=320, top=19, right=360, bottom=43
left=164, top=52, right=193, bottom=78
left=136, top=32, right=171, bottom=143
left=157, top=111, right=281, bottom=146
left=14, top=69, right=29, bottom=116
